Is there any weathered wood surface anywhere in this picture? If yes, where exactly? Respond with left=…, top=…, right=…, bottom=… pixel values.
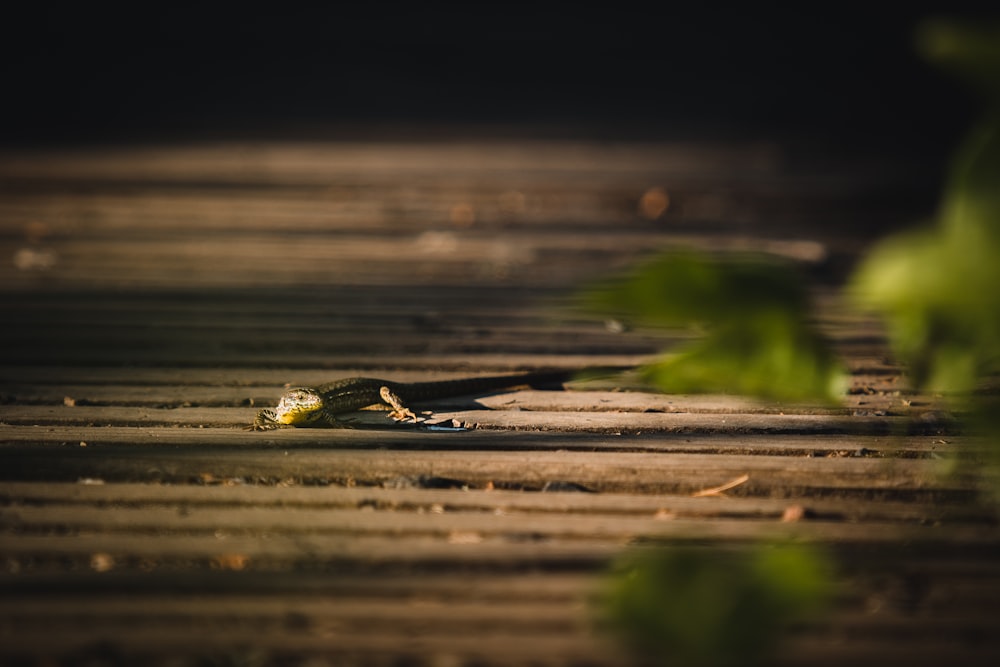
left=1, top=141, right=997, bottom=666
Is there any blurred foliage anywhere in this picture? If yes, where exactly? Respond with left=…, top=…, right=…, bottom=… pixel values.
left=591, top=18, right=1000, bottom=667
left=585, top=251, right=845, bottom=402
left=915, top=20, right=1000, bottom=101
left=603, top=542, right=832, bottom=667
left=851, top=19, right=1000, bottom=396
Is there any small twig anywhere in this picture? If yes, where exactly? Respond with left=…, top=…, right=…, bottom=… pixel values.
left=691, top=473, right=750, bottom=497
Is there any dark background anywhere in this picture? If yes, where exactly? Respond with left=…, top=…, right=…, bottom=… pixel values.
left=0, top=4, right=996, bottom=158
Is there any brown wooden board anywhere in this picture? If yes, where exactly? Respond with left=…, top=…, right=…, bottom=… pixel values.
left=1, top=141, right=997, bottom=666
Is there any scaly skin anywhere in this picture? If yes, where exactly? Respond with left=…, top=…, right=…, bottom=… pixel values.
left=248, top=372, right=572, bottom=430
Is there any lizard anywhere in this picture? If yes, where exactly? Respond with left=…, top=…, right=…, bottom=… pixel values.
left=248, top=370, right=575, bottom=431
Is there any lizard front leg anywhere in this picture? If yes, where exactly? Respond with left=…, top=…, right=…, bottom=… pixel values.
left=379, top=386, right=423, bottom=423
left=248, top=408, right=283, bottom=431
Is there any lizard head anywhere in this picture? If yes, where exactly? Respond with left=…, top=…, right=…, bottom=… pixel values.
left=269, top=387, right=328, bottom=426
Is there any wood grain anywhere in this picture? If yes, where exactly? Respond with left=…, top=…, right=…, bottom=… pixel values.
left=1, top=140, right=996, bottom=666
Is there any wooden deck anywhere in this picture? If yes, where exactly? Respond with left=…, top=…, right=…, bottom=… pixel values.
left=1, top=140, right=997, bottom=666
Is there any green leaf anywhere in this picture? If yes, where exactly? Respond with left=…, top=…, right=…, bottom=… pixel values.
left=585, top=251, right=807, bottom=328
left=851, top=84, right=1000, bottom=393
left=603, top=543, right=833, bottom=667
left=641, top=316, right=846, bottom=402
left=583, top=250, right=844, bottom=402
left=916, top=20, right=1000, bottom=100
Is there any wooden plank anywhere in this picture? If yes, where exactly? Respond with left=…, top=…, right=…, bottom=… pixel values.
left=5, top=506, right=997, bottom=551
left=1, top=595, right=997, bottom=641
left=0, top=598, right=593, bottom=637
left=0, top=354, right=649, bottom=374
left=0, top=412, right=958, bottom=445
left=0, top=443, right=976, bottom=499
left=0, top=287, right=868, bottom=330
left=1, top=598, right=997, bottom=657
left=0, top=422, right=960, bottom=462
left=0, top=362, right=906, bottom=388
left=0, top=385, right=925, bottom=417
left=2, top=522, right=997, bottom=568
left=0, top=625, right=997, bottom=667
left=0, top=569, right=596, bottom=598
left=2, top=481, right=986, bottom=522
left=0, top=626, right=620, bottom=667
left=0, top=533, right=622, bottom=565
left=0, top=362, right=652, bottom=385
left=0, top=142, right=815, bottom=186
